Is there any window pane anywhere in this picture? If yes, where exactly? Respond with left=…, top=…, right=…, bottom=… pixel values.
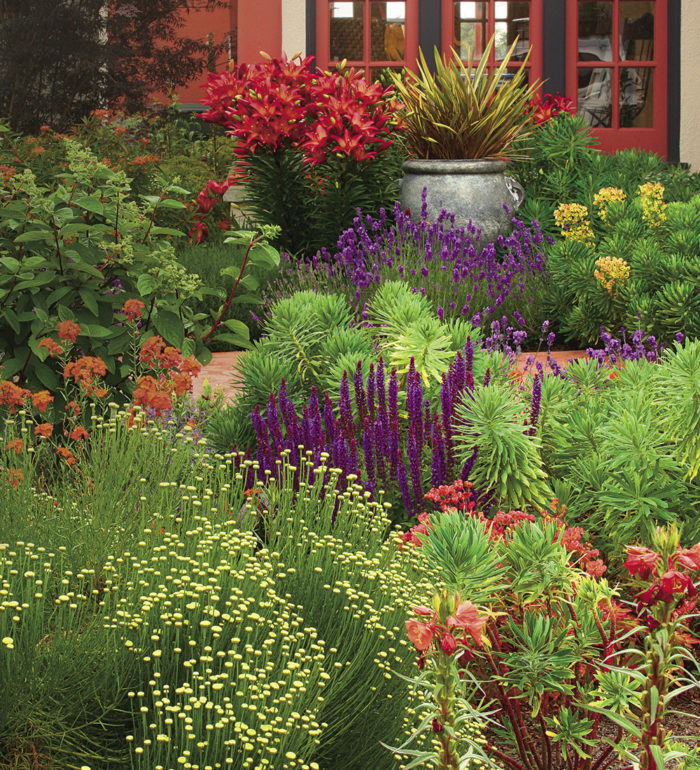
left=494, top=2, right=530, bottom=61
left=371, top=1, right=406, bottom=61
left=577, top=67, right=612, bottom=127
left=620, top=1, right=654, bottom=61
left=578, top=1, right=613, bottom=62
left=330, top=1, right=364, bottom=61
left=620, top=67, right=654, bottom=126
left=453, top=1, right=487, bottom=59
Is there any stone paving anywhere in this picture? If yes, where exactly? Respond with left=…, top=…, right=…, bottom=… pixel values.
left=191, top=349, right=587, bottom=402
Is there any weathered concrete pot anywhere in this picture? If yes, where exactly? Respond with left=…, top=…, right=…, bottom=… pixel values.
left=400, top=158, right=525, bottom=243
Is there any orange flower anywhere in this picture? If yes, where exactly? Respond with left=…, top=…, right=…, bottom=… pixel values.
left=139, top=335, right=166, bottom=366
left=121, top=298, right=145, bottom=322
left=133, top=375, right=172, bottom=414
left=31, top=390, right=54, bottom=413
left=63, top=357, right=108, bottom=393
left=93, top=387, right=108, bottom=399
left=66, top=400, right=80, bottom=416
left=38, top=337, right=64, bottom=357
left=7, top=468, right=24, bottom=489
left=69, top=425, right=89, bottom=441
left=56, top=320, right=81, bottom=342
left=39, top=125, right=51, bottom=133
left=0, top=381, right=30, bottom=413
left=609, top=370, right=619, bottom=380
left=170, top=370, right=192, bottom=396
left=159, top=346, right=182, bottom=369
left=56, top=446, right=76, bottom=466
left=180, top=357, right=202, bottom=378
left=6, top=438, right=23, bottom=455
left=34, top=422, right=53, bottom=438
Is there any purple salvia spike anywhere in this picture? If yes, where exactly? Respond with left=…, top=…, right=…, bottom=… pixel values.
left=483, top=367, right=491, bottom=387
left=528, top=374, right=542, bottom=437
left=397, top=455, right=413, bottom=516
left=354, top=360, right=367, bottom=424
left=348, top=436, right=359, bottom=479
left=266, top=393, right=283, bottom=452
left=373, top=419, right=387, bottom=487
left=376, top=357, right=387, bottom=423
left=362, top=418, right=375, bottom=486
left=323, top=393, right=336, bottom=447
left=461, top=446, right=478, bottom=481
left=408, top=433, right=423, bottom=510
left=453, top=351, right=466, bottom=393
left=367, top=362, right=376, bottom=423
left=339, top=370, right=354, bottom=440
left=465, top=338, right=475, bottom=390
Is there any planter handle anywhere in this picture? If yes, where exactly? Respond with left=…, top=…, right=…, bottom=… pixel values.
left=505, top=176, right=525, bottom=211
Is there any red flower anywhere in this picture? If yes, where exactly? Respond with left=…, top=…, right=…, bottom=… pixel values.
left=440, top=632, right=457, bottom=655
left=69, top=426, right=89, bottom=441
left=38, top=337, right=64, bottom=357
left=31, top=390, right=54, bottom=413
left=405, top=619, right=434, bottom=651
left=623, top=546, right=661, bottom=580
left=674, top=545, right=700, bottom=572
left=450, top=600, right=486, bottom=646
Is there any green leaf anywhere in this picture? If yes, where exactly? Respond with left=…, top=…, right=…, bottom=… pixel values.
left=83, top=324, right=113, bottom=338
left=196, top=345, right=213, bottom=367
left=0, top=355, right=26, bottom=379
left=155, top=199, right=186, bottom=210
left=79, top=288, right=99, bottom=317
left=213, top=332, right=252, bottom=349
left=222, top=318, right=250, bottom=338
left=33, top=361, right=59, bottom=390
left=0, top=256, right=20, bottom=271
left=14, top=229, right=52, bottom=243
left=155, top=310, right=185, bottom=347
left=74, top=196, right=104, bottom=215
left=149, top=226, right=186, bottom=237
left=137, top=273, right=156, bottom=296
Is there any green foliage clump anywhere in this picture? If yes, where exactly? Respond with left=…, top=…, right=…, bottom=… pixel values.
left=0, top=411, right=426, bottom=769
left=539, top=341, right=700, bottom=555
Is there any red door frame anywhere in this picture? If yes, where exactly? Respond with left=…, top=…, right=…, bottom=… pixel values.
left=565, top=0, right=667, bottom=157
left=440, top=0, right=544, bottom=84
left=316, top=0, right=419, bottom=78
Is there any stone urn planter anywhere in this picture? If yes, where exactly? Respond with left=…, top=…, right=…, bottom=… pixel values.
left=399, top=158, right=525, bottom=244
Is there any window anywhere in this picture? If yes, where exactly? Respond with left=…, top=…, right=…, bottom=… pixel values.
left=317, top=0, right=419, bottom=81
left=565, top=0, right=666, bottom=155
left=442, top=0, right=543, bottom=83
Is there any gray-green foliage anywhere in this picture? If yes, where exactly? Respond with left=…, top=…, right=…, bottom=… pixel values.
left=454, top=381, right=552, bottom=511
left=539, top=341, right=700, bottom=551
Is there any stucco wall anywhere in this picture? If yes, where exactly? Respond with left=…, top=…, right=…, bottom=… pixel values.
left=681, top=0, right=700, bottom=168
left=281, top=0, right=307, bottom=58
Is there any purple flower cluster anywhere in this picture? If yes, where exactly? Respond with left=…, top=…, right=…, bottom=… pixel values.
left=262, top=196, right=549, bottom=331
left=250, top=345, right=480, bottom=518
left=331, top=197, right=548, bottom=324
left=586, top=325, right=664, bottom=366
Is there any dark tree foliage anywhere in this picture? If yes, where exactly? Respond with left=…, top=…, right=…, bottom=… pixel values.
left=0, top=0, right=226, bottom=133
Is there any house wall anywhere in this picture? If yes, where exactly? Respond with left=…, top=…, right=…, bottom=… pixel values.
left=680, top=0, right=700, bottom=169
left=281, top=0, right=307, bottom=57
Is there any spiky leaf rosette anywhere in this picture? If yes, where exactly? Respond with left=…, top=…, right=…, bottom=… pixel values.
left=454, top=382, right=552, bottom=510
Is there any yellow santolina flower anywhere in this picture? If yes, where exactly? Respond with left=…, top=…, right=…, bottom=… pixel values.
left=594, top=256, right=630, bottom=296
left=553, top=202, right=595, bottom=245
left=639, top=182, right=666, bottom=227
left=593, top=187, right=626, bottom=221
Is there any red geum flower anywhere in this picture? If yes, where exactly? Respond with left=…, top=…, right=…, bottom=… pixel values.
left=38, top=337, right=63, bottom=357
left=450, top=600, right=486, bottom=646
left=623, top=545, right=661, bottom=580
left=69, top=426, right=89, bottom=441
left=405, top=619, right=434, bottom=651
left=674, top=544, right=700, bottom=572
left=34, top=422, right=53, bottom=438
left=440, top=632, right=458, bottom=655
left=0, top=381, right=30, bottom=413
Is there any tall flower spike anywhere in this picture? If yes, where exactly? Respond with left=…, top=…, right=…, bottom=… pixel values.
left=354, top=361, right=367, bottom=424
left=528, top=375, right=542, bottom=436
left=339, top=370, right=354, bottom=440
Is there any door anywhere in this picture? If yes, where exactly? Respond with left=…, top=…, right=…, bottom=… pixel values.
left=441, top=1, right=544, bottom=84
left=566, top=0, right=667, bottom=156
left=316, top=0, right=419, bottom=80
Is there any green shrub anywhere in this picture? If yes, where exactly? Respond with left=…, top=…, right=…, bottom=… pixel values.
left=543, top=187, right=700, bottom=345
